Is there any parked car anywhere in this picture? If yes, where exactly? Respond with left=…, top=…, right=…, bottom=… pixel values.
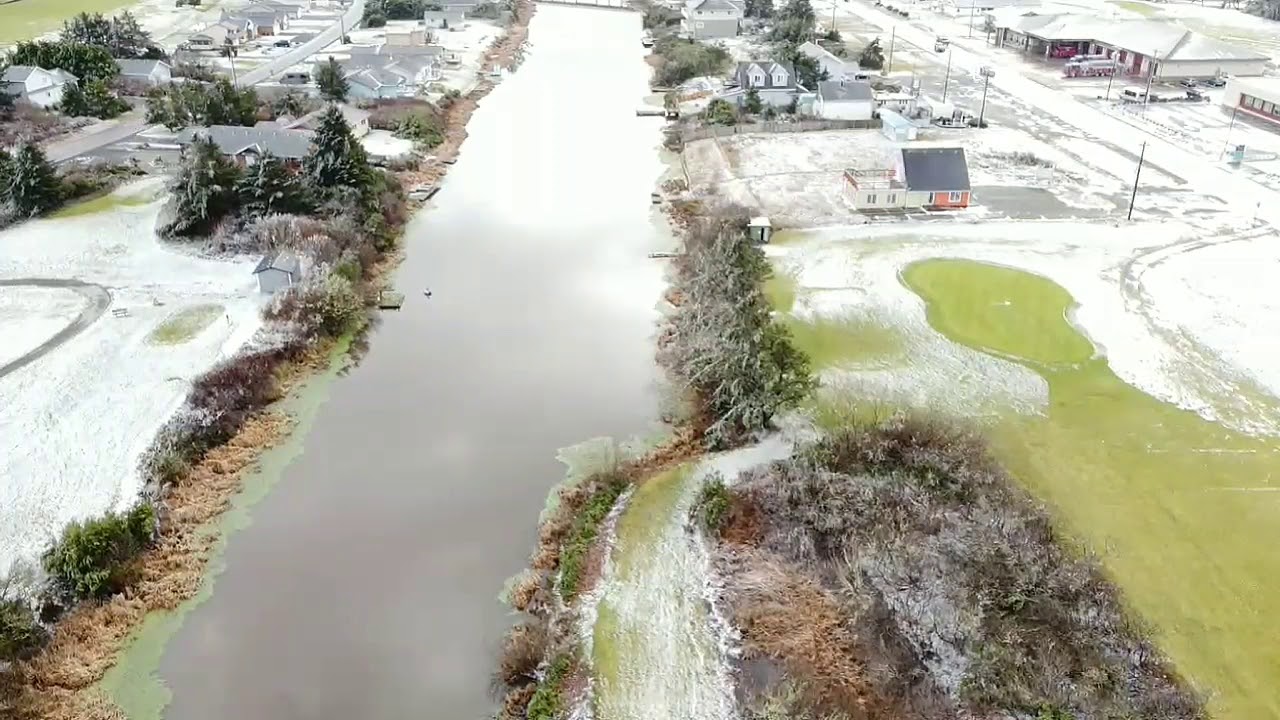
left=1185, top=88, right=1208, bottom=102
left=1179, top=78, right=1198, bottom=89
left=1204, top=75, right=1227, bottom=87
left=934, top=36, right=950, bottom=52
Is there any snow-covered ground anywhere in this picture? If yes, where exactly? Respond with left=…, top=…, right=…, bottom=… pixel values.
left=770, top=219, right=1280, bottom=433
left=0, top=180, right=264, bottom=584
left=363, top=128, right=416, bottom=160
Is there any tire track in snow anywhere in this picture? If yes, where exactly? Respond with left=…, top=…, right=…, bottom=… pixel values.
left=0, top=278, right=111, bottom=381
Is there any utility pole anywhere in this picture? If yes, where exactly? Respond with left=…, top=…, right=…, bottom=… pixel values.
left=978, top=65, right=994, bottom=127
left=1219, top=104, right=1240, bottom=160
left=887, top=26, right=896, bottom=74
left=224, top=39, right=238, bottom=87
left=1127, top=141, right=1147, bottom=221
left=968, top=2, right=976, bottom=38
left=830, top=1, right=836, bottom=34
left=1143, top=50, right=1158, bottom=105
left=1104, top=56, right=1118, bottom=101
left=942, top=45, right=952, bottom=101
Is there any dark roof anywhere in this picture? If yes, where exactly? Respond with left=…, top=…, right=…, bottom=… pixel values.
left=900, top=147, right=970, bottom=192
left=818, top=80, right=872, bottom=101
left=180, top=125, right=315, bottom=159
left=115, top=59, right=170, bottom=76
left=254, top=251, right=301, bottom=275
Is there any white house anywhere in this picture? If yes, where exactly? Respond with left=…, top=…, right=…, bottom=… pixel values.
left=286, top=104, right=371, bottom=138
left=682, top=0, right=742, bottom=40
left=188, top=25, right=231, bottom=49
left=1, top=66, right=77, bottom=109
left=721, top=60, right=799, bottom=107
left=346, top=68, right=411, bottom=99
left=114, top=59, right=173, bottom=85
left=814, top=80, right=873, bottom=120
left=798, top=41, right=859, bottom=82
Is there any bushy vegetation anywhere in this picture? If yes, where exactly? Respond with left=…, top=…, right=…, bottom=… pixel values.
left=726, top=415, right=1206, bottom=720
left=42, top=503, right=156, bottom=601
left=692, top=471, right=731, bottom=534
left=145, top=78, right=259, bottom=130
left=526, top=655, right=572, bottom=720
left=704, top=98, right=737, bottom=125
left=858, top=38, right=885, bottom=70
left=661, top=208, right=815, bottom=447
left=652, top=37, right=730, bottom=87
left=0, top=598, right=47, bottom=662
left=8, top=41, right=119, bottom=85
left=363, top=0, right=443, bottom=22
left=315, top=58, right=349, bottom=103
left=57, top=78, right=129, bottom=119
left=556, top=473, right=627, bottom=599
left=60, top=11, right=162, bottom=59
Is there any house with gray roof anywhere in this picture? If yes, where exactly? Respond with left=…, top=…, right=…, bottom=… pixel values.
left=253, top=251, right=303, bottom=294
left=115, top=59, right=172, bottom=85
left=225, top=5, right=291, bottom=35
left=682, top=0, right=742, bottom=39
left=897, top=147, right=971, bottom=209
left=815, top=80, right=873, bottom=120
left=719, top=60, right=800, bottom=107
left=2, top=65, right=76, bottom=108
left=798, top=40, right=860, bottom=82
left=346, top=68, right=412, bottom=99
left=179, top=125, right=315, bottom=168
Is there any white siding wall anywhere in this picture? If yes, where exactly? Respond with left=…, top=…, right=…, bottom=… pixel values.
left=843, top=180, right=907, bottom=209
left=687, top=15, right=739, bottom=39
left=1158, top=58, right=1266, bottom=79
left=817, top=98, right=872, bottom=120
left=24, top=84, right=64, bottom=109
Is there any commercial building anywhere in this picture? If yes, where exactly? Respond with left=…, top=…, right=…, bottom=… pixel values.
left=992, top=13, right=1268, bottom=79
left=1222, top=76, right=1280, bottom=127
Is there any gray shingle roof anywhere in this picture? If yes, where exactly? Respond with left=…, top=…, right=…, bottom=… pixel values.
left=181, top=125, right=315, bottom=160
left=2, top=66, right=37, bottom=82
left=254, top=251, right=301, bottom=275
left=818, top=80, right=872, bottom=101
left=115, top=59, right=169, bottom=76
left=734, top=61, right=794, bottom=90
left=900, top=147, right=970, bottom=192
left=693, top=0, right=742, bottom=11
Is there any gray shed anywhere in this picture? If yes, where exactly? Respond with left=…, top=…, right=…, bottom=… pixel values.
left=253, top=251, right=302, bottom=294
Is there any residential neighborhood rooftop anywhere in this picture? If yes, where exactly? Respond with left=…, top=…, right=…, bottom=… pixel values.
left=254, top=251, right=301, bottom=275
left=900, top=147, right=971, bottom=192
left=115, top=59, right=171, bottom=75
left=997, top=13, right=1268, bottom=61
left=817, top=80, right=872, bottom=101
left=181, top=125, right=316, bottom=159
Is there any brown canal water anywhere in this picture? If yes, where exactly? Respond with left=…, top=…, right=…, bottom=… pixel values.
left=153, top=8, right=670, bottom=719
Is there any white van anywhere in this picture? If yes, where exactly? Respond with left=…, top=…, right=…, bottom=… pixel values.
left=1121, top=87, right=1148, bottom=102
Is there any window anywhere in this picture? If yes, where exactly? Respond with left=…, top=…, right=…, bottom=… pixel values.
left=927, top=192, right=935, bottom=204
left=751, top=72, right=764, bottom=86
left=773, top=73, right=787, bottom=85
left=949, top=191, right=963, bottom=202
left=1265, top=101, right=1275, bottom=114
left=695, top=21, right=704, bottom=27
left=886, top=193, right=897, bottom=204
left=866, top=193, right=878, bottom=204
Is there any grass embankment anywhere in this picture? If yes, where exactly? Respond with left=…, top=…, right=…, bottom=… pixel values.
left=146, top=304, right=224, bottom=346
left=51, top=191, right=155, bottom=219
left=903, top=258, right=1280, bottom=720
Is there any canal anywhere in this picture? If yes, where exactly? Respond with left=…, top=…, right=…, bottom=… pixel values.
left=155, top=7, right=669, bottom=719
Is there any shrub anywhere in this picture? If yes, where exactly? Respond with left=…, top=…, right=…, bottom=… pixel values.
left=494, top=620, right=548, bottom=691
left=557, top=473, right=627, bottom=598
left=704, top=98, right=737, bottom=125
left=692, top=471, right=731, bottom=534
left=0, top=597, right=47, bottom=661
left=42, top=503, right=156, bottom=601
left=526, top=655, right=572, bottom=720
left=653, top=38, right=729, bottom=87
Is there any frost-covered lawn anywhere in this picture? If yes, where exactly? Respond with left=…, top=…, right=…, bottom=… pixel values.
left=0, top=180, right=263, bottom=584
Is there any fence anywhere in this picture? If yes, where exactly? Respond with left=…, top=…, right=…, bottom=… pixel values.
left=237, top=0, right=367, bottom=87
left=674, top=118, right=881, bottom=143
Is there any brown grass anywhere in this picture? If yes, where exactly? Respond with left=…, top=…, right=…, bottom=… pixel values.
left=719, top=548, right=875, bottom=720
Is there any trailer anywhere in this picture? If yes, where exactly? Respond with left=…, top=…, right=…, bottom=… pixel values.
left=1064, top=58, right=1116, bottom=77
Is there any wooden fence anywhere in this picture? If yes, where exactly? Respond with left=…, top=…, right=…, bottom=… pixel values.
left=673, top=119, right=881, bottom=143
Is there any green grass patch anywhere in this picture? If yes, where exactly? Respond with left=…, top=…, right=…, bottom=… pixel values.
left=899, top=257, right=1280, bottom=720
left=147, top=304, right=224, bottom=346
left=691, top=472, right=730, bottom=534
left=764, top=272, right=797, bottom=313
left=526, top=654, right=572, bottom=720
left=1108, top=0, right=1160, bottom=16
left=0, top=0, right=139, bottom=42
left=52, top=191, right=155, bottom=218
left=767, top=268, right=903, bottom=370
left=557, top=477, right=627, bottom=600
left=903, top=259, right=1093, bottom=367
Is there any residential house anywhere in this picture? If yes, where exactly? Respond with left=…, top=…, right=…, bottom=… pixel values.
left=280, top=64, right=312, bottom=84
left=798, top=40, right=859, bottom=82
left=325, top=46, right=444, bottom=90
left=114, top=59, right=173, bottom=85
left=1, top=66, right=77, bottom=108
left=269, top=0, right=312, bottom=12
left=386, top=26, right=427, bottom=46
left=682, top=0, right=742, bottom=39
left=217, top=17, right=257, bottom=43
left=815, top=80, right=873, bottom=120
left=253, top=251, right=303, bottom=294
left=225, top=5, right=290, bottom=35
left=898, top=147, right=971, bottom=209
left=842, top=147, right=971, bottom=212
left=188, top=24, right=231, bottom=49
left=874, top=91, right=918, bottom=115
left=424, top=8, right=467, bottom=28
left=722, top=60, right=798, bottom=107
left=346, top=68, right=412, bottom=99
left=179, top=125, right=315, bottom=168
left=258, top=0, right=307, bottom=19
left=286, top=104, right=371, bottom=137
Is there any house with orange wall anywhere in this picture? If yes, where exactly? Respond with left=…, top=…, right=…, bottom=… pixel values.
left=898, top=147, right=971, bottom=210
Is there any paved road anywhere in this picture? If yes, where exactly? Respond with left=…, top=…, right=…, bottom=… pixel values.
left=237, top=0, right=365, bottom=86
left=45, top=112, right=150, bottom=164
left=0, top=279, right=111, bottom=380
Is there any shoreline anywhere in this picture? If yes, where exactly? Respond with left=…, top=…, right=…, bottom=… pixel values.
left=4, top=3, right=538, bottom=718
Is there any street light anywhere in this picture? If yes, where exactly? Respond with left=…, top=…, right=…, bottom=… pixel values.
left=978, top=65, right=994, bottom=127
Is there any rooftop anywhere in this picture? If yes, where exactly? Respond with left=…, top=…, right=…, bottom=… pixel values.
left=900, top=147, right=971, bottom=192
left=818, top=80, right=872, bottom=101
left=254, top=251, right=301, bottom=275
left=999, top=13, right=1268, bottom=61
left=180, top=125, right=315, bottom=159
left=115, top=59, right=170, bottom=75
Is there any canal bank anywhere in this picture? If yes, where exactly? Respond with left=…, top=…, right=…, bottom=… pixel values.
left=142, top=7, right=671, bottom=720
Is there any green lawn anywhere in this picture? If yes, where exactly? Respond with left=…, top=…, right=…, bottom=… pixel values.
left=147, top=304, right=224, bottom=345
left=52, top=191, right=155, bottom=218
left=901, top=258, right=1280, bottom=720
left=0, top=0, right=138, bottom=43
left=767, top=270, right=903, bottom=371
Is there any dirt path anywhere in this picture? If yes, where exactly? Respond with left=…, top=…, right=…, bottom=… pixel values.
left=0, top=278, right=111, bottom=380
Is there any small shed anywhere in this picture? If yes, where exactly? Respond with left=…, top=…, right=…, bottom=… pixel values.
left=880, top=109, right=918, bottom=142
left=253, top=251, right=302, bottom=294
left=749, top=216, right=773, bottom=244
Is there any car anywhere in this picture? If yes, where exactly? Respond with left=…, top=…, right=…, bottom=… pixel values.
left=1204, top=76, right=1227, bottom=87
left=1178, top=78, right=1198, bottom=89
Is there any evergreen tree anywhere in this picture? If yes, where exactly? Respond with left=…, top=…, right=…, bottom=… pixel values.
left=236, top=152, right=312, bottom=217
left=7, top=144, right=64, bottom=217
left=162, top=137, right=242, bottom=237
left=10, top=40, right=119, bottom=84
left=743, top=88, right=763, bottom=114
left=0, top=148, right=14, bottom=194
left=83, top=78, right=128, bottom=118
left=304, top=104, right=371, bottom=194
left=57, top=81, right=91, bottom=116
left=315, top=58, right=349, bottom=103
left=859, top=38, right=885, bottom=70
left=0, top=90, right=14, bottom=120
left=60, top=12, right=113, bottom=48
left=744, top=0, right=773, bottom=18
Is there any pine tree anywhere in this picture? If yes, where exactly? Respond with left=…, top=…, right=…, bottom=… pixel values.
left=0, top=148, right=14, bottom=195
left=83, top=78, right=128, bottom=119
left=57, top=82, right=91, bottom=117
left=7, top=144, right=64, bottom=217
left=315, top=58, right=349, bottom=103
left=304, top=104, right=371, bottom=195
left=162, top=137, right=242, bottom=237
left=236, top=152, right=312, bottom=217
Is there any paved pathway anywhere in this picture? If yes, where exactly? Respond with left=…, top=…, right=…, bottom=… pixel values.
left=0, top=278, right=111, bottom=380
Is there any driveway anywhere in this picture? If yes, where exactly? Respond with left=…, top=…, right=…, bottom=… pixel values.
left=45, top=111, right=150, bottom=165
left=0, top=279, right=111, bottom=380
